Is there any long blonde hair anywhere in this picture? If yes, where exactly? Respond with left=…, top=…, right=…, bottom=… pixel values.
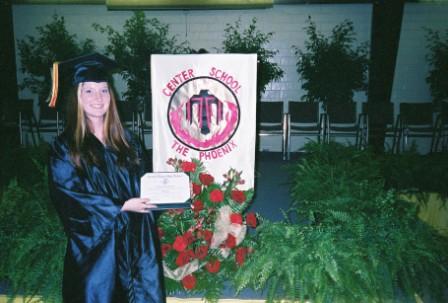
left=65, top=82, right=138, bottom=169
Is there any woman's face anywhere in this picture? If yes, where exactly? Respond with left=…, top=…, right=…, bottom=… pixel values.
left=78, top=82, right=111, bottom=120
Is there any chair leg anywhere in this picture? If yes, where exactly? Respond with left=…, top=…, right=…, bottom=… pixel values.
left=392, top=117, right=402, bottom=154
left=19, top=112, right=24, bottom=145
left=138, top=111, right=146, bottom=147
left=27, top=113, right=37, bottom=146
left=283, top=113, right=289, bottom=161
left=30, top=111, right=41, bottom=145
left=431, top=116, right=443, bottom=153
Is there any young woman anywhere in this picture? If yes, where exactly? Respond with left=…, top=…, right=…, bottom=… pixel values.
left=48, top=53, right=165, bottom=303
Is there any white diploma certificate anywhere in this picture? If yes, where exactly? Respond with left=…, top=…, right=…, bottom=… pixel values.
left=140, top=172, right=190, bottom=204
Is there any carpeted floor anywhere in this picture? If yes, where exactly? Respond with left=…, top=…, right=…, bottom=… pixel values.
left=249, top=152, right=297, bottom=221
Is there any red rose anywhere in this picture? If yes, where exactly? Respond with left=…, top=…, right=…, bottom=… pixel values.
left=181, top=161, right=196, bottom=172
left=173, top=235, right=188, bottom=252
left=195, top=245, right=209, bottom=260
left=199, top=173, right=214, bottom=186
left=203, top=230, right=213, bottom=243
left=230, top=213, right=243, bottom=225
left=205, top=259, right=221, bottom=273
left=209, top=189, right=224, bottom=203
left=157, top=227, right=165, bottom=238
left=231, top=190, right=246, bottom=204
left=225, top=234, right=236, bottom=248
left=192, top=183, right=202, bottom=195
left=181, top=274, right=196, bottom=290
left=176, top=250, right=192, bottom=267
left=235, top=247, right=248, bottom=266
left=192, top=200, right=204, bottom=212
left=183, top=231, right=194, bottom=245
left=161, top=243, right=172, bottom=257
left=246, top=212, right=257, bottom=228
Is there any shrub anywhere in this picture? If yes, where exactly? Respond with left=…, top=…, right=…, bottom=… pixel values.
left=294, top=18, right=368, bottom=108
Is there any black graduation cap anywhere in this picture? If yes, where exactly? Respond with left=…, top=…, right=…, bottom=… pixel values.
left=48, top=53, right=119, bottom=109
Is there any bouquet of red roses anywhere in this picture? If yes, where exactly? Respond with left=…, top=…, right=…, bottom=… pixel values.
left=156, top=158, right=259, bottom=301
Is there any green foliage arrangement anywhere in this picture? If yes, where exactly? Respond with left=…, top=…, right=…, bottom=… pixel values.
left=425, top=28, right=448, bottom=107
left=0, top=144, right=48, bottom=194
left=382, top=149, right=448, bottom=199
left=294, top=18, right=369, bottom=108
left=157, top=158, right=258, bottom=302
left=222, top=17, right=284, bottom=101
left=234, top=142, right=448, bottom=303
left=0, top=145, right=65, bottom=303
left=18, top=14, right=95, bottom=100
left=93, top=12, right=190, bottom=104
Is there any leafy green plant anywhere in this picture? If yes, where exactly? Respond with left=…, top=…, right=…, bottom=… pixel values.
left=93, top=12, right=190, bottom=104
left=2, top=144, right=447, bottom=303
left=234, top=142, right=448, bottom=303
left=222, top=17, right=284, bottom=101
left=18, top=14, right=95, bottom=100
left=0, top=143, right=49, bottom=198
left=425, top=28, right=448, bottom=107
left=381, top=149, right=448, bottom=199
left=294, top=18, right=368, bottom=108
left=0, top=146, right=65, bottom=303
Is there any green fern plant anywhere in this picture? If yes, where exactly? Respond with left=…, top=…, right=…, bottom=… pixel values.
left=234, top=142, right=448, bottom=303
left=0, top=147, right=66, bottom=303
left=0, top=168, right=66, bottom=303
left=381, top=149, right=448, bottom=199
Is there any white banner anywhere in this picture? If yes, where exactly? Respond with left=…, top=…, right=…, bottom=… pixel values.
left=151, top=54, right=257, bottom=189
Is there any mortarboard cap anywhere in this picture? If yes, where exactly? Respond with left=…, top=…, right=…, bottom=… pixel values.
left=48, top=53, right=119, bottom=109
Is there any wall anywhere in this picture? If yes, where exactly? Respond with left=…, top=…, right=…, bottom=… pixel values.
left=393, top=3, right=448, bottom=104
left=12, top=3, right=448, bottom=151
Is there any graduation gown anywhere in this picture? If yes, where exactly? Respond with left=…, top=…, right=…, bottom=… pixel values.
left=48, top=132, right=165, bottom=303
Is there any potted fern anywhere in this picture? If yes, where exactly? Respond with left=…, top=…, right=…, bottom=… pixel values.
left=0, top=145, right=66, bottom=302
left=234, top=142, right=448, bottom=302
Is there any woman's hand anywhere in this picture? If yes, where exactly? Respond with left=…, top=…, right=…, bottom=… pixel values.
left=121, top=198, right=156, bottom=213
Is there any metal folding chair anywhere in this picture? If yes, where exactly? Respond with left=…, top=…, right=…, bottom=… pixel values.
left=18, top=99, right=40, bottom=146
left=117, top=100, right=139, bottom=134
left=258, top=101, right=288, bottom=160
left=136, top=101, right=152, bottom=148
left=396, top=102, right=437, bottom=153
left=326, top=102, right=367, bottom=149
left=362, top=102, right=399, bottom=152
left=38, top=99, right=63, bottom=140
left=432, top=102, right=448, bottom=152
left=286, top=101, right=326, bottom=159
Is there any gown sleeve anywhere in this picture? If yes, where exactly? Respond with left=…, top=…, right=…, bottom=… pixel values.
left=48, top=137, right=129, bottom=260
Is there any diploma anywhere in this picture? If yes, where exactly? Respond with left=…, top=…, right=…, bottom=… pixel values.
left=140, top=172, right=191, bottom=204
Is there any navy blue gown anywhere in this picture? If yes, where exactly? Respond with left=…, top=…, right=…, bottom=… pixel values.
left=48, top=132, right=165, bottom=303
